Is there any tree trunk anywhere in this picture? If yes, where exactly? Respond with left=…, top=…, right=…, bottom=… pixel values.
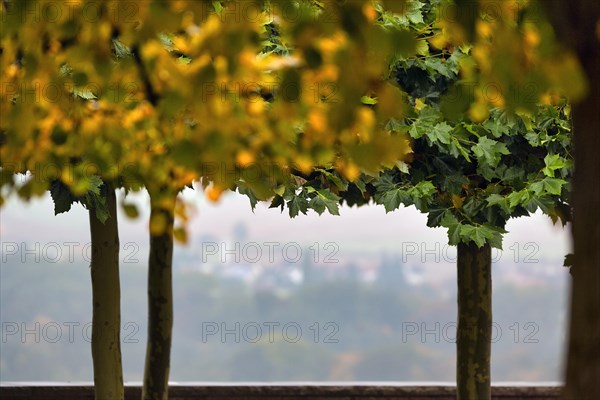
left=89, top=186, right=123, bottom=400
left=142, top=201, right=175, bottom=400
left=564, top=24, right=600, bottom=400
left=456, top=242, right=492, bottom=400
left=541, top=3, right=600, bottom=399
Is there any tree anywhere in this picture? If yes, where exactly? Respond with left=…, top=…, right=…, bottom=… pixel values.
left=264, top=2, right=573, bottom=399
left=371, top=106, right=572, bottom=400
left=49, top=178, right=124, bottom=400
left=273, top=74, right=573, bottom=400
left=1, top=1, right=413, bottom=399
left=87, top=184, right=123, bottom=400
left=121, top=2, right=412, bottom=398
left=540, top=2, right=600, bottom=399
left=4, top=0, right=594, bottom=398
left=431, top=1, right=599, bottom=397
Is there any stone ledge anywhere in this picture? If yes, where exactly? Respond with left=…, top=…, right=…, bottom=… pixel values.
left=0, top=384, right=562, bottom=400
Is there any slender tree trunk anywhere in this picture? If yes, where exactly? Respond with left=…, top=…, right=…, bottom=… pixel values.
left=456, top=242, right=492, bottom=400
left=89, top=186, right=123, bottom=400
left=142, top=200, right=175, bottom=400
left=541, top=3, right=600, bottom=399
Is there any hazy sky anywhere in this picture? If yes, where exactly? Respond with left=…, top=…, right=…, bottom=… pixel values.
left=1, top=188, right=572, bottom=278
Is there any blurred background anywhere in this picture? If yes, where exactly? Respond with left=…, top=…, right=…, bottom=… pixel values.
left=0, top=188, right=570, bottom=382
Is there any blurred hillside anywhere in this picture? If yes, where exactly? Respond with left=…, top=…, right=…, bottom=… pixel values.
left=0, top=239, right=568, bottom=382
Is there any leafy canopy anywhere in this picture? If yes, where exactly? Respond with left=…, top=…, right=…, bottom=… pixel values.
left=265, top=0, right=573, bottom=249
left=1, top=0, right=415, bottom=220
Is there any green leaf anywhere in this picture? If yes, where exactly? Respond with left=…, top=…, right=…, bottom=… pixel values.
left=315, top=168, right=348, bottom=191
left=542, top=178, right=567, bottom=195
left=472, top=136, right=510, bottom=168
left=525, top=195, right=554, bottom=214
left=525, top=131, right=541, bottom=146
left=92, top=202, right=110, bottom=223
left=84, top=190, right=109, bottom=224
left=86, top=175, right=103, bottom=195
left=411, top=180, right=436, bottom=197
left=112, top=39, right=131, bottom=58
left=237, top=183, right=259, bottom=210
left=507, top=189, right=531, bottom=208
left=460, top=225, right=486, bottom=247
left=406, top=181, right=436, bottom=211
left=406, top=0, right=425, bottom=24
left=376, top=187, right=404, bottom=213
left=269, top=195, right=285, bottom=211
left=502, top=167, right=525, bottom=182
left=440, top=212, right=461, bottom=245
left=427, top=122, right=452, bottom=145
left=397, top=161, right=410, bottom=174
left=360, top=96, right=378, bottom=105
left=528, top=181, right=544, bottom=195
left=486, top=193, right=504, bottom=205
left=287, top=195, right=309, bottom=218
left=449, top=137, right=472, bottom=162
left=386, top=118, right=404, bottom=133
left=459, top=224, right=503, bottom=248
left=427, top=207, right=450, bottom=228
left=409, top=106, right=441, bottom=139
left=483, top=117, right=510, bottom=138
left=373, top=175, right=409, bottom=212
left=485, top=227, right=504, bottom=249
left=462, top=198, right=485, bottom=218
left=486, top=194, right=510, bottom=214
left=212, top=0, right=224, bottom=13
left=543, top=154, right=569, bottom=177
left=49, top=180, right=76, bottom=215
left=440, top=172, right=467, bottom=194
left=73, top=88, right=97, bottom=100
left=309, top=189, right=341, bottom=216
left=423, top=58, right=454, bottom=79
left=354, top=179, right=367, bottom=195
left=49, top=176, right=110, bottom=223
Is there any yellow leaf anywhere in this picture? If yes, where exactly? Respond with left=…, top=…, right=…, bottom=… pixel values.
left=468, top=102, right=489, bottom=123
left=414, top=98, right=426, bottom=112
left=309, top=109, right=327, bottom=133
left=150, top=213, right=167, bottom=235
left=523, top=25, right=540, bottom=47
left=429, top=34, right=447, bottom=50
left=294, top=156, right=313, bottom=175
left=236, top=150, right=255, bottom=167
left=246, top=100, right=264, bottom=116
left=123, top=204, right=139, bottom=219
left=60, top=168, right=74, bottom=187
left=362, top=3, right=378, bottom=22
left=173, top=227, right=188, bottom=244
left=451, top=194, right=465, bottom=209
left=274, top=185, right=286, bottom=196
left=341, top=162, right=360, bottom=182
left=357, top=107, right=375, bottom=128
left=205, top=185, right=224, bottom=202
left=476, top=21, right=492, bottom=39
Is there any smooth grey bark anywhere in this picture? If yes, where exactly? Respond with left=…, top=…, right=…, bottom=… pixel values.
left=142, top=201, right=174, bottom=400
left=456, top=242, right=492, bottom=400
left=89, top=186, right=124, bottom=400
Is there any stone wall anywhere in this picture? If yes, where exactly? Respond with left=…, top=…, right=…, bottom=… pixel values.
left=0, top=384, right=562, bottom=400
